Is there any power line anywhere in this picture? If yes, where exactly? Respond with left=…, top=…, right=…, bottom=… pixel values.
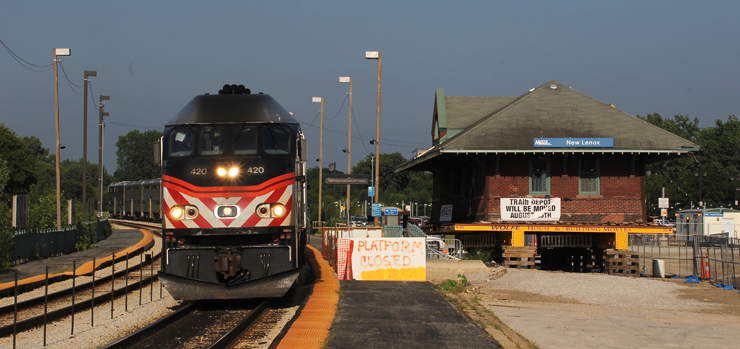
left=0, top=38, right=53, bottom=71
left=298, top=120, right=428, bottom=149
left=327, top=93, right=349, bottom=121
left=58, top=61, right=82, bottom=94
left=106, top=121, right=160, bottom=131
left=350, top=106, right=370, bottom=155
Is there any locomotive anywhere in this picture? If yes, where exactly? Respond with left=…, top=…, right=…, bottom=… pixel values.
left=112, top=84, right=308, bottom=300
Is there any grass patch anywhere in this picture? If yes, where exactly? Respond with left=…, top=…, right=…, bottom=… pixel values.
left=439, top=283, right=540, bottom=349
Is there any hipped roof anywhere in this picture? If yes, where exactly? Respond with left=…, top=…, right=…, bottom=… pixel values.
left=399, top=80, right=700, bottom=172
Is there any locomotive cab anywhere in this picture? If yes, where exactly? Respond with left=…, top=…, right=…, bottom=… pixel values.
left=158, top=85, right=308, bottom=300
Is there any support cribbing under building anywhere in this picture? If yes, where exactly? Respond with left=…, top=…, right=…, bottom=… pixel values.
left=396, top=80, right=700, bottom=274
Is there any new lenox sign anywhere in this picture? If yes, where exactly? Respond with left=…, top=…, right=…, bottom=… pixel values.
left=533, top=138, right=614, bottom=148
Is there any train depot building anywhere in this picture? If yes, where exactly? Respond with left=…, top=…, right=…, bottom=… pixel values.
left=397, top=80, right=700, bottom=273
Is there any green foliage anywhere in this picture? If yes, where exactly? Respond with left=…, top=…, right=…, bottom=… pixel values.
left=0, top=124, right=36, bottom=199
left=640, top=113, right=740, bottom=215
left=115, top=129, right=163, bottom=181
left=74, top=210, right=96, bottom=251
left=0, top=159, right=14, bottom=271
left=27, top=187, right=59, bottom=230
left=440, top=274, right=470, bottom=293
left=306, top=152, right=433, bottom=228
left=466, top=248, right=493, bottom=262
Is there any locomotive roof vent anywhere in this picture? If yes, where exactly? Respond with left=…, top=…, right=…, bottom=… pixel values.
left=218, top=84, right=251, bottom=95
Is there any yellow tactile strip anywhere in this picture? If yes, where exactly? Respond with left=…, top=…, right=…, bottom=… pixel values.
left=0, top=229, right=154, bottom=292
left=276, top=245, right=339, bottom=349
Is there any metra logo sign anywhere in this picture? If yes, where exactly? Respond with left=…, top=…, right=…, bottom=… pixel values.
left=534, top=138, right=614, bottom=148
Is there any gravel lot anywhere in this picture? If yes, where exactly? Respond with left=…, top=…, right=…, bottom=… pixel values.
left=469, top=268, right=740, bottom=348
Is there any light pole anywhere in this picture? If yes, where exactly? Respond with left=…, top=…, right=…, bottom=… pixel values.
left=53, top=48, right=71, bottom=230
left=98, top=95, right=110, bottom=216
left=312, top=97, right=324, bottom=228
left=365, top=51, right=382, bottom=226
left=82, top=70, right=97, bottom=214
left=695, top=171, right=706, bottom=208
left=339, top=76, right=352, bottom=223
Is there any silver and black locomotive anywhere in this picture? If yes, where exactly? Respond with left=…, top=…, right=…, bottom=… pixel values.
left=118, top=85, right=309, bottom=300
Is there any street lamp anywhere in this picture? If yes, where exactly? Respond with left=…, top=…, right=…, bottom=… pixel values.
left=98, top=95, right=110, bottom=216
left=54, top=48, right=71, bottom=230
left=365, top=51, right=382, bottom=226
left=339, top=76, right=352, bottom=223
left=82, top=70, right=97, bottom=214
left=695, top=171, right=707, bottom=208
left=312, top=97, right=324, bottom=228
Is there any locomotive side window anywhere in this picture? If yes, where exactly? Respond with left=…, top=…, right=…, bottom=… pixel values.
left=199, top=126, right=225, bottom=155
left=169, top=128, right=195, bottom=157
left=233, top=126, right=258, bottom=155
left=263, top=126, right=291, bottom=155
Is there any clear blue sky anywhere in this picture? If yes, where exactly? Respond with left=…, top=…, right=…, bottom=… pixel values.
left=1, top=1, right=739, bottom=174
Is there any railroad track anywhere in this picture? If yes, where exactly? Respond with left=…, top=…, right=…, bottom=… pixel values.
left=101, top=299, right=269, bottom=349
left=0, top=220, right=162, bottom=337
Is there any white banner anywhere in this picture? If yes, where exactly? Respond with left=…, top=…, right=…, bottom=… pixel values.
left=350, top=238, right=426, bottom=281
left=500, top=198, right=561, bottom=221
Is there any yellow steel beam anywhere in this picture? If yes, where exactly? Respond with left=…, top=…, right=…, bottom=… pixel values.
left=451, top=223, right=673, bottom=234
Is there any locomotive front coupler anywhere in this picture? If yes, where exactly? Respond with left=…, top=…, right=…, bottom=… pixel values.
left=214, top=247, right=242, bottom=279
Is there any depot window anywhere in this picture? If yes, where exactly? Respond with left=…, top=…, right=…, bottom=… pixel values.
left=579, top=155, right=600, bottom=195
left=529, top=155, right=550, bottom=195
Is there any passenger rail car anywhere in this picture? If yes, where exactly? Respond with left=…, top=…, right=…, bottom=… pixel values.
left=157, top=85, right=308, bottom=300
left=108, top=179, right=162, bottom=220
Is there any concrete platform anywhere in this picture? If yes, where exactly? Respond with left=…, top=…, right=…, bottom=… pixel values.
left=304, top=235, right=500, bottom=348
left=0, top=228, right=154, bottom=296
left=331, top=281, right=500, bottom=348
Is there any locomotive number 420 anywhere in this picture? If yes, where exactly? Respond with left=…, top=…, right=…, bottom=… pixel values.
left=245, top=166, right=265, bottom=174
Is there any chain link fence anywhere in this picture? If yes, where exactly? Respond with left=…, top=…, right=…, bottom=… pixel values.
left=629, top=230, right=740, bottom=288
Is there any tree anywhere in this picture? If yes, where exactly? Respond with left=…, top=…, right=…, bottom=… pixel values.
left=115, top=129, right=163, bottom=181
left=0, top=158, right=14, bottom=271
left=0, top=124, right=36, bottom=199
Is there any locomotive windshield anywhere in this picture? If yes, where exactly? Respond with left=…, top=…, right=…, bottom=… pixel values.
left=170, top=128, right=195, bottom=156
left=198, top=126, right=225, bottom=155
left=263, top=126, right=291, bottom=155
left=166, top=124, right=294, bottom=157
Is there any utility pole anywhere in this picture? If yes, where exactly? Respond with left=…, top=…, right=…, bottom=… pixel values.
left=82, top=70, right=97, bottom=214
left=339, top=76, right=352, bottom=223
left=98, top=95, right=110, bottom=216
left=312, top=97, right=324, bottom=228
left=365, top=51, right=382, bottom=226
left=53, top=48, right=71, bottom=230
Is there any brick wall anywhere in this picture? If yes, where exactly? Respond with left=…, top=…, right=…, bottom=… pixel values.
left=477, top=154, right=645, bottom=223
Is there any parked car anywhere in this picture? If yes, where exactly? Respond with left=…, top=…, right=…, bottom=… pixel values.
left=350, top=216, right=368, bottom=227
left=653, top=218, right=675, bottom=227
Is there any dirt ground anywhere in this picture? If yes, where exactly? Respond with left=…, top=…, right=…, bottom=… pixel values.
left=474, top=275, right=740, bottom=348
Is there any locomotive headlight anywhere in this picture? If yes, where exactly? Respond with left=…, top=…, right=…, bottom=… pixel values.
left=228, top=167, right=239, bottom=177
left=256, top=203, right=286, bottom=218
left=170, top=206, right=185, bottom=220
left=217, top=167, right=227, bottom=177
left=216, top=205, right=239, bottom=218
left=271, top=204, right=286, bottom=217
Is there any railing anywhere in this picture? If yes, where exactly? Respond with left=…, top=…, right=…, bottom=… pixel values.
left=629, top=233, right=740, bottom=288
left=382, top=224, right=463, bottom=260
left=11, top=218, right=111, bottom=265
